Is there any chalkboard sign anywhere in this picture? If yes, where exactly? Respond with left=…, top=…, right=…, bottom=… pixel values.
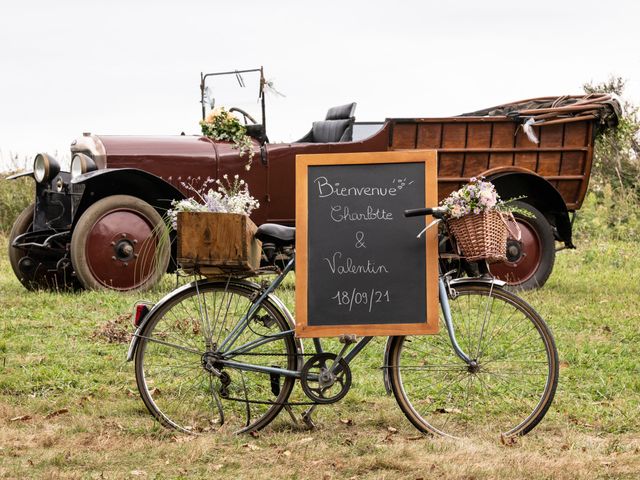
left=295, top=151, right=438, bottom=337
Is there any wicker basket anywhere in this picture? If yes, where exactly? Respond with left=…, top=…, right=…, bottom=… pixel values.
left=446, top=210, right=509, bottom=263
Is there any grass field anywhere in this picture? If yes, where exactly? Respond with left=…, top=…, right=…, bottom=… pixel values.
left=1, top=231, right=640, bottom=479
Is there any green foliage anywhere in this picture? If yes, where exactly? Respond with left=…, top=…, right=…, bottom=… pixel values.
left=0, top=174, right=32, bottom=233
left=575, top=187, right=640, bottom=242
left=579, top=77, right=640, bottom=240
left=585, top=77, right=640, bottom=188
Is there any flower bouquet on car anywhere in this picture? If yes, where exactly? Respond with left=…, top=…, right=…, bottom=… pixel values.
left=200, top=107, right=255, bottom=170
left=440, top=178, right=526, bottom=263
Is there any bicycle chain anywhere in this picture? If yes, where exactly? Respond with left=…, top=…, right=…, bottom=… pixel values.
left=220, top=396, right=318, bottom=406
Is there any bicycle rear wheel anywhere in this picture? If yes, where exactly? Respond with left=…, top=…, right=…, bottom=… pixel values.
left=134, top=280, right=298, bottom=434
left=388, top=282, right=558, bottom=438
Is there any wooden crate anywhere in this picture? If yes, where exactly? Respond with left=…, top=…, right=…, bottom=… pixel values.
left=177, top=212, right=262, bottom=276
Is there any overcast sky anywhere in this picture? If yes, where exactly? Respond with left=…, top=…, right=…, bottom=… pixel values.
left=1, top=0, right=638, bottom=171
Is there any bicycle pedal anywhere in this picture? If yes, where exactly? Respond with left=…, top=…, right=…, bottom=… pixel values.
left=339, top=334, right=357, bottom=345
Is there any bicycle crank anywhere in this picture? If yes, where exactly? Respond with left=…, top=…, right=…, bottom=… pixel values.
left=300, top=352, right=352, bottom=404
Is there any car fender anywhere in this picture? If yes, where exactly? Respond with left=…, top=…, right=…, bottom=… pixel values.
left=487, top=171, right=573, bottom=247
left=5, top=171, right=34, bottom=180
left=70, top=168, right=185, bottom=227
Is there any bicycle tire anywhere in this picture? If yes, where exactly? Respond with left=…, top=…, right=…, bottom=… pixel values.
left=388, top=282, right=558, bottom=438
left=134, top=280, right=298, bottom=434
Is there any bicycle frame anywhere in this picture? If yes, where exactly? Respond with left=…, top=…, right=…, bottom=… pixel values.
left=210, top=254, right=479, bottom=381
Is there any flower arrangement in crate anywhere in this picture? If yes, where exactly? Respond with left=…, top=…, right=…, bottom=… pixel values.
left=200, top=107, right=255, bottom=170
left=440, top=177, right=527, bottom=263
left=167, top=175, right=262, bottom=276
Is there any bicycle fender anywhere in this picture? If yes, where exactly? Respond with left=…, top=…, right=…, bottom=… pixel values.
left=126, top=278, right=305, bottom=364
left=449, top=276, right=507, bottom=288
left=265, top=292, right=305, bottom=370
left=382, top=337, right=395, bottom=395
left=126, top=280, right=201, bottom=361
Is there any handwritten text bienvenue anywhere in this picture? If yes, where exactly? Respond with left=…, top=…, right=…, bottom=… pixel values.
left=314, top=176, right=398, bottom=198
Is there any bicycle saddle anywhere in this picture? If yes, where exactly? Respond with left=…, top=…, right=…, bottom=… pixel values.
left=256, top=223, right=295, bottom=246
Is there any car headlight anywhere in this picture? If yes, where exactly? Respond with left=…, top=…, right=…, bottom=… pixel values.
left=71, top=153, right=97, bottom=179
left=33, top=153, right=60, bottom=184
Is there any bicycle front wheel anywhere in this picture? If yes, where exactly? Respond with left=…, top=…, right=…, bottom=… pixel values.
left=134, top=280, right=298, bottom=434
left=388, top=282, right=558, bottom=438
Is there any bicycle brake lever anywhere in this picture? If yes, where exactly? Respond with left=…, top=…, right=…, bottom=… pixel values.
left=416, top=219, right=441, bottom=239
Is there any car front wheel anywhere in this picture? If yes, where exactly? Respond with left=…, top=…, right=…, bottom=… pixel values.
left=70, top=195, right=170, bottom=292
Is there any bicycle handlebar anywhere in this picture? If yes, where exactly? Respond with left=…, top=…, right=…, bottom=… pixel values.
left=403, top=207, right=446, bottom=219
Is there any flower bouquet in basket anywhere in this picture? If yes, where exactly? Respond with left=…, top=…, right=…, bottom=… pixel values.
left=440, top=178, right=525, bottom=263
left=167, top=175, right=262, bottom=276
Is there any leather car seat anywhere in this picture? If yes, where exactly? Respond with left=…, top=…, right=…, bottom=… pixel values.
left=295, top=102, right=357, bottom=143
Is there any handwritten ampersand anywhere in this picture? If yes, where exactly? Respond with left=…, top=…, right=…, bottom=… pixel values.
left=355, top=231, right=366, bottom=249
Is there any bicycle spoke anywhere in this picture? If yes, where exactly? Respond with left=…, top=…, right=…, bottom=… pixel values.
left=135, top=281, right=297, bottom=434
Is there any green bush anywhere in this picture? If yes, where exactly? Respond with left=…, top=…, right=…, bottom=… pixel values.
left=584, top=77, right=640, bottom=196
left=576, top=77, right=640, bottom=242
left=0, top=174, right=32, bottom=234
left=574, top=187, right=640, bottom=242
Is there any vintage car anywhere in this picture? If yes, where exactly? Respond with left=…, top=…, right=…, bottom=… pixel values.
left=7, top=67, right=620, bottom=292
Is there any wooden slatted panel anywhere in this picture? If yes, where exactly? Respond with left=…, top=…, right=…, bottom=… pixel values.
left=514, top=124, right=538, bottom=171
left=464, top=153, right=489, bottom=176
left=556, top=180, right=582, bottom=206
left=560, top=123, right=589, bottom=206
left=464, top=124, right=491, bottom=175
left=438, top=182, right=460, bottom=202
left=490, top=123, right=515, bottom=167
left=390, top=117, right=595, bottom=210
left=467, top=124, right=492, bottom=147
left=491, top=123, right=515, bottom=147
left=564, top=123, right=588, bottom=147
left=439, top=153, right=464, bottom=177
left=391, top=123, right=417, bottom=148
left=488, top=153, right=513, bottom=169
left=442, top=123, right=467, bottom=148
left=416, top=123, right=442, bottom=148
left=560, top=151, right=586, bottom=175
left=441, top=123, right=467, bottom=177
left=538, top=124, right=564, bottom=175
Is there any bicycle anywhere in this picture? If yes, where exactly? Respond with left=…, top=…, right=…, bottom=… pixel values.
left=126, top=207, right=559, bottom=439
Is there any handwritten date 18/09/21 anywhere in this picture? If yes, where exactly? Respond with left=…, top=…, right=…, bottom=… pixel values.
left=331, top=288, right=391, bottom=312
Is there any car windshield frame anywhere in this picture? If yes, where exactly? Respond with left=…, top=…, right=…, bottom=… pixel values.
left=200, top=67, right=266, bottom=130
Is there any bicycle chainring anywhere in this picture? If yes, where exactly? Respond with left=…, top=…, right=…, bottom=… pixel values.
left=300, top=353, right=352, bottom=404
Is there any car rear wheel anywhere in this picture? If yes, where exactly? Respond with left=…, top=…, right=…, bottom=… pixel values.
left=489, top=202, right=556, bottom=290
left=8, top=203, right=77, bottom=291
left=70, top=195, right=170, bottom=292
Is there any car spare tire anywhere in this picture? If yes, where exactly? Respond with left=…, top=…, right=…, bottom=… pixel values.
left=70, top=195, right=170, bottom=292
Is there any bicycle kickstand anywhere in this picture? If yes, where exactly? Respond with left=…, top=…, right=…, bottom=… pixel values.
left=301, top=404, right=318, bottom=429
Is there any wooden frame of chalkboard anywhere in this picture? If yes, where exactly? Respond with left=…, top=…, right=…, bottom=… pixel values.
left=295, top=151, right=438, bottom=338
